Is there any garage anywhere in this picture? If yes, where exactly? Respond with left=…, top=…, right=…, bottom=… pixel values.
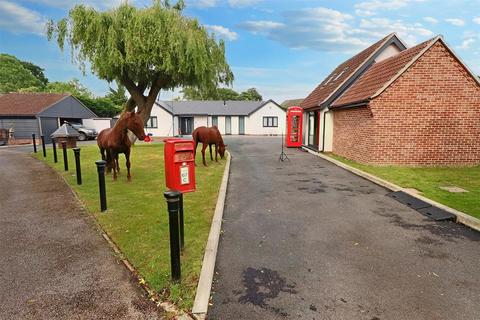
left=0, top=92, right=97, bottom=143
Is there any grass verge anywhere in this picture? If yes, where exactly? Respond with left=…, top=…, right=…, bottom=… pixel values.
left=327, top=154, right=480, bottom=220
left=35, top=143, right=226, bottom=310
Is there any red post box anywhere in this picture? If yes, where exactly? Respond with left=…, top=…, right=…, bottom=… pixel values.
left=285, top=106, right=303, bottom=147
left=164, top=138, right=196, bottom=193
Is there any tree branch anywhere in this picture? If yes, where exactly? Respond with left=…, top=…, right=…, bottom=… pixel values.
left=121, top=74, right=146, bottom=107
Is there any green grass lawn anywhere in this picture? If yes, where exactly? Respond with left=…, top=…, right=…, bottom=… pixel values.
left=35, top=143, right=226, bottom=310
left=328, top=154, right=480, bottom=219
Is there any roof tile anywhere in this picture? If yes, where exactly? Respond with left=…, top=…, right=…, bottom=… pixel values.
left=0, top=93, right=70, bottom=116
left=332, top=38, right=432, bottom=107
left=300, top=34, right=394, bottom=109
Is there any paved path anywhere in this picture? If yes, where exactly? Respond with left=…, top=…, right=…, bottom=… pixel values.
left=0, top=150, right=163, bottom=319
left=209, top=136, right=480, bottom=320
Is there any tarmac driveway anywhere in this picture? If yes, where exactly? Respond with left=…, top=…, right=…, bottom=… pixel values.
left=0, top=150, right=163, bottom=319
left=209, top=136, right=480, bottom=320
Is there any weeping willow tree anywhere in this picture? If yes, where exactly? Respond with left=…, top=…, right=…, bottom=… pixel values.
left=46, top=0, right=233, bottom=122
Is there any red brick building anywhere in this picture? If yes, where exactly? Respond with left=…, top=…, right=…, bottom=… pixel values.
left=300, top=33, right=480, bottom=166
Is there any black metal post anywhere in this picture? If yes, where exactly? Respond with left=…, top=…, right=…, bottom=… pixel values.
left=52, top=139, right=58, bottom=163
left=41, top=135, right=46, bottom=157
left=95, top=160, right=107, bottom=212
left=73, top=148, right=82, bottom=185
left=32, top=133, right=37, bottom=153
left=179, top=193, right=185, bottom=252
left=164, top=190, right=181, bottom=282
left=61, top=141, right=68, bottom=171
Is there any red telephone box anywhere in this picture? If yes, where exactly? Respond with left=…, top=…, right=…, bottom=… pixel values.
left=164, top=138, right=196, bottom=193
left=285, top=106, right=303, bottom=147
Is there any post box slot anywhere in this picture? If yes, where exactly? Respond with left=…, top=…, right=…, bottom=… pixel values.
left=174, top=143, right=194, bottom=152
left=174, top=151, right=194, bottom=162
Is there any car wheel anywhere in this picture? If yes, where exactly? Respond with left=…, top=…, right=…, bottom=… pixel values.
left=78, top=133, right=87, bottom=141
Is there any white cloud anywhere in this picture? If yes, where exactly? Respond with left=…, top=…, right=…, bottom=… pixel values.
left=21, top=0, right=123, bottom=10
left=359, top=17, right=433, bottom=45
left=445, top=18, right=465, bottom=26
left=205, top=25, right=238, bottom=41
left=228, top=0, right=262, bottom=8
left=423, top=16, right=438, bottom=24
left=238, top=20, right=284, bottom=34
left=187, top=0, right=218, bottom=8
left=239, top=7, right=369, bottom=53
left=0, top=0, right=46, bottom=35
left=456, top=31, right=477, bottom=50
left=473, top=16, right=480, bottom=24
left=239, top=6, right=433, bottom=53
left=457, top=38, right=475, bottom=50
left=354, top=0, right=427, bottom=16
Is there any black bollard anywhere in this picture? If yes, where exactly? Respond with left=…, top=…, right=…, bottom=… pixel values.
left=52, top=139, right=58, bottom=163
left=41, top=135, right=46, bottom=157
left=61, top=141, right=68, bottom=171
left=32, top=133, right=37, bottom=153
left=73, top=148, right=82, bottom=185
left=95, top=160, right=107, bottom=212
left=164, top=190, right=181, bottom=282
left=179, top=193, right=185, bottom=252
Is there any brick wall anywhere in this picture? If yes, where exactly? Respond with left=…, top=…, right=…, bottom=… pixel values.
left=332, top=107, right=375, bottom=163
left=333, top=41, right=480, bottom=166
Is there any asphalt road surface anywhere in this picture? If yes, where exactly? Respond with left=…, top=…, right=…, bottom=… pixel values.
left=0, top=149, right=163, bottom=319
left=209, top=136, right=480, bottom=320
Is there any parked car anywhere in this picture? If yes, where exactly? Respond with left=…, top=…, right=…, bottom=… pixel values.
left=68, top=123, right=98, bottom=141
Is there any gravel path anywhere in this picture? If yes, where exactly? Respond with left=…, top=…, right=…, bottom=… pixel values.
left=0, top=149, right=163, bottom=319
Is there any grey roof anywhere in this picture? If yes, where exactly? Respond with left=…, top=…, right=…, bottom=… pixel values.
left=50, top=123, right=80, bottom=138
left=156, top=99, right=283, bottom=116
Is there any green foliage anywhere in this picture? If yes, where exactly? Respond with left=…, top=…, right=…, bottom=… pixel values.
left=105, top=84, right=128, bottom=107
left=239, top=87, right=262, bottom=101
left=47, top=1, right=233, bottom=119
left=217, top=88, right=241, bottom=100
left=182, top=86, right=263, bottom=101
left=0, top=54, right=43, bottom=93
left=45, top=78, right=93, bottom=97
left=19, top=60, right=49, bottom=86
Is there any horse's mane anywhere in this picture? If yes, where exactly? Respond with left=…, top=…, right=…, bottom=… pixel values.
left=212, top=126, right=224, bottom=145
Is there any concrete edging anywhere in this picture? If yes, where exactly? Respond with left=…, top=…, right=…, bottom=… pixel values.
left=303, top=148, right=480, bottom=232
left=192, top=151, right=231, bottom=319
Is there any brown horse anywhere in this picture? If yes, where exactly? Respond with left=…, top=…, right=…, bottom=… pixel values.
left=97, top=111, right=146, bottom=181
left=192, top=126, right=226, bottom=166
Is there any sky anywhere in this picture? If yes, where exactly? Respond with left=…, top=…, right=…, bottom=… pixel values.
left=1, top=0, right=480, bottom=103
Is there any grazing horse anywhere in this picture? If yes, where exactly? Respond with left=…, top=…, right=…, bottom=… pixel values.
left=192, top=126, right=226, bottom=166
left=97, top=111, right=146, bottom=181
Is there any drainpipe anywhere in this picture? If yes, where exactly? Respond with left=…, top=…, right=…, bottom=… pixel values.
left=37, top=116, right=43, bottom=136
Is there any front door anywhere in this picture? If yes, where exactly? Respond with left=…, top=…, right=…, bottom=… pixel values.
left=238, top=116, right=245, bottom=135
left=225, top=116, right=232, bottom=135
left=307, top=111, right=319, bottom=149
left=180, top=117, right=194, bottom=135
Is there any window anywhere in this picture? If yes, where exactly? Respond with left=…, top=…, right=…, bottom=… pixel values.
left=145, top=116, right=158, bottom=128
left=263, top=116, right=278, bottom=127
left=212, top=116, right=218, bottom=127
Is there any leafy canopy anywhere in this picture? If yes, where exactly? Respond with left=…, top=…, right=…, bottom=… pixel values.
left=182, top=86, right=263, bottom=101
left=0, top=54, right=44, bottom=93
left=47, top=0, right=233, bottom=118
